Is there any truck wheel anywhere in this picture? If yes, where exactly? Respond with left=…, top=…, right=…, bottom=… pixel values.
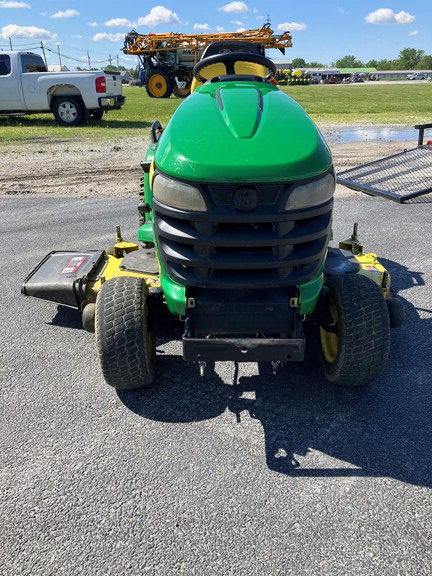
left=318, top=274, right=390, bottom=387
left=95, top=277, right=156, bottom=390
left=146, top=69, right=173, bottom=98
left=52, top=96, right=85, bottom=126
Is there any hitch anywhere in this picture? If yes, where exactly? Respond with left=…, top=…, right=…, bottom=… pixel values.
left=339, top=222, right=364, bottom=255
left=198, top=361, right=207, bottom=377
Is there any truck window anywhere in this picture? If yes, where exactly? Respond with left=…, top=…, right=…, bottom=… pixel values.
left=21, top=54, right=47, bottom=73
left=0, top=55, right=11, bottom=76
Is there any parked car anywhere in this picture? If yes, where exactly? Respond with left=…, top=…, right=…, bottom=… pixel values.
left=406, top=73, right=427, bottom=80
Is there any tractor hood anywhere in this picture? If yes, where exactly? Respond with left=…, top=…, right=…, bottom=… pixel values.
left=155, top=81, right=332, bottom=183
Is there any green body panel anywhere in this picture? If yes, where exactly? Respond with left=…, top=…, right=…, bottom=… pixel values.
left=298, top=269, right=324, bottom=315
left=160, top=265, right=186, bottom=316
left=155, top=81, right=332, bottom=183
left=137, top=223, right=154, bottom=244
left=144, top=80, right=334, bottom=317
left=138, top=146, right=155, bottom=244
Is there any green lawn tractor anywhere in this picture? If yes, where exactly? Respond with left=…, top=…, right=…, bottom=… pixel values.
left=22, top=41, right=404, bottom=390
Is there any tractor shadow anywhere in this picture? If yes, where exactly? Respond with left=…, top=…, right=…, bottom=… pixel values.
left=118, top=319, right=233, bottom=423
left=48, top=306, right=83, bottom=330
left=116, top=259, right=431, bottom=487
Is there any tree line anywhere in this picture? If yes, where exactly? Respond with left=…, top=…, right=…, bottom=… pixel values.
left=293, top=48, right=432, bottom=70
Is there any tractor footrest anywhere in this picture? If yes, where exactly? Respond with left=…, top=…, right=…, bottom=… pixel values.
left=22, top=250, right=104, bottom=308
left=183, top=336, right=305, bottom=363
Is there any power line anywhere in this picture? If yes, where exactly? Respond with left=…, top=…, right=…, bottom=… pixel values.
left=1, top=40, right=127, bottom=68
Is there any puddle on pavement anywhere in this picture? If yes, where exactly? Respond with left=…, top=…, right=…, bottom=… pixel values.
left=323, top=126, right=428, bottom=144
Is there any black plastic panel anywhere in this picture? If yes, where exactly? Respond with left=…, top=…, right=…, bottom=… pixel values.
left=22, top=250, right=104, bottom=308
left=154, top=179, right=333, bottom=289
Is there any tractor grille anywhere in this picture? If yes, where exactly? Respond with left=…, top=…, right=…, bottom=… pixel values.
left=154, top=181, right=333, bottom=289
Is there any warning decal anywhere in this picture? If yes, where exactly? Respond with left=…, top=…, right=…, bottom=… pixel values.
left=61, top=256, right=87, bottom=274
left=364, top=265, right=381, bottom=275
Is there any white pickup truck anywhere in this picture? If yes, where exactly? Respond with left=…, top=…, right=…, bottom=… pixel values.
left=0, top=51, right=125, bottom=126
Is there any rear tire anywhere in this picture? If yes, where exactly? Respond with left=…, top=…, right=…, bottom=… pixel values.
left=52, top=96, right=85, bottom=126
left=95, top=277, right=156, bottom=389
left=318, top=274, right=390, bottom=387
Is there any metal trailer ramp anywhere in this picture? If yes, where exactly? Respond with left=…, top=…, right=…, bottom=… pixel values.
left=336, top=123, right=432, bottom=203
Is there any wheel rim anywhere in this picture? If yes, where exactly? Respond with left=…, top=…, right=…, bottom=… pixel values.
left=148, top=74, right=168, bottom=97
left=174, top=82, right=191, bottom=97
left=320, top=300, right=339, bottom=364
left=58, top=102, right=78, bottom=123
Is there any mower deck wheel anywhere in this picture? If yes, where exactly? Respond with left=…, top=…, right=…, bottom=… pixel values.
left=95, top=276, right=156, bottom=389
left=318, top=274, right=390, bottom=387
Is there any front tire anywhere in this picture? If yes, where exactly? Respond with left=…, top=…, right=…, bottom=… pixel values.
left=95, top=277, right=156, bottom=390
left=52, top=96, right=85, bottom=126
left=146, top=68, right=173, bottom=98
left=318, top=274, right=390, bottom=387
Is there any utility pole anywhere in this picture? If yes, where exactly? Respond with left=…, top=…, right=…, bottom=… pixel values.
left=56, top=43, right=62, bottom=69
left=87, top=51, right=91, bottom=70
left=116, top=55, right=120, bottom=69
left=40, top=42, right=47, bottom=67
left=108, top=53, right=112, bottom=67
left=9, top=37, right=13, bottom=50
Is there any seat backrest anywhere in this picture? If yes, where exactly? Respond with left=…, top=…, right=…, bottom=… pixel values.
left=191, top=41, right=267, bottom=93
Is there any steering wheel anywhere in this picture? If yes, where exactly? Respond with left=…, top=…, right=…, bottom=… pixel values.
left=193, top=52, right=276, bottom=83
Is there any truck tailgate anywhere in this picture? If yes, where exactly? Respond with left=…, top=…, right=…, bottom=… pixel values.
left=104, top=71, right=122, bottom=96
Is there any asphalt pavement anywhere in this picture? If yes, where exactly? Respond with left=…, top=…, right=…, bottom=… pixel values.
left=1, top=194, right=431, bottom=575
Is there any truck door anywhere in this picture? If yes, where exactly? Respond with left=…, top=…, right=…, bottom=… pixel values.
left=0, top=54, right=23, bottom=110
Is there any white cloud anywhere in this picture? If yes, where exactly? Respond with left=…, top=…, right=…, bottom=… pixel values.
left=408, top=30, right=419, bottom=36
left=365, top=9, right=415, bottom=25
left=0, top=2, right=30, bottom=7
left=104, top=18, right=132, bottom=28
left=88, top=22, right=98, bottom=27
left=92, top=32, right=124, bottom=43
left=136, top=6, right=180, bottom=28
left=194, top=23, right=211, bottom=31
left=50, top=9, right=79, bottom=19
left=1, top=23, right=56, bottom=39
left=219, top=2, right=248, bottom=14
left=277, top=22, right=307, bottom=32
left=231, top=20, right=244, bottom=27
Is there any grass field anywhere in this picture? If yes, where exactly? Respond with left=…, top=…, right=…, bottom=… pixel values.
left=1, top=83, right=431, bottom=144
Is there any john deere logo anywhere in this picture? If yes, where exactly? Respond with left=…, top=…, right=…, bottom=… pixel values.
left=234, top=187, right=258, bottom=211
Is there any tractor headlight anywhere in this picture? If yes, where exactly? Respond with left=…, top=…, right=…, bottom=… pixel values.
left=285, top=173, right=335, bottom=210
left=153, top=173, right=207, bottom=212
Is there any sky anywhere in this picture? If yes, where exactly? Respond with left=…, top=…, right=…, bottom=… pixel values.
left=0, top=1, right=431, bottom=69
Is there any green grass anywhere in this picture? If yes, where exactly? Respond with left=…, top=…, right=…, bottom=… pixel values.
left=1, top=83, right=432, bottom=145
left=280, top=84, right=432, bottom=125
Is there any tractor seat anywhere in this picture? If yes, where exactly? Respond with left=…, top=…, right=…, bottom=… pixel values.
left=191, top=41, right=269, bottom=93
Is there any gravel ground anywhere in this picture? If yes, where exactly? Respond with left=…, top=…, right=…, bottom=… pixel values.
left=0, top=127, right=414, bottom=198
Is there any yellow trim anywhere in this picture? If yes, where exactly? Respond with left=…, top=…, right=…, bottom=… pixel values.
left=320, top=300, right=338, bottom=364
left=81, top=251, right=160, bottom=309
left=191, top=61, right=269, bottom=92
left=355, top=252, right=390, bottom=296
